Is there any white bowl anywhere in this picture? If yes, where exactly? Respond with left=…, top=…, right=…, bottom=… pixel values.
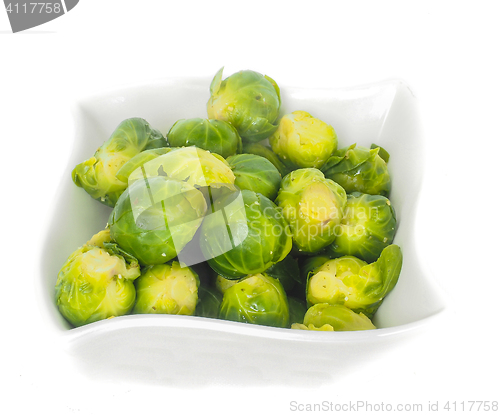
left=38, top=77, right=446, bottom=386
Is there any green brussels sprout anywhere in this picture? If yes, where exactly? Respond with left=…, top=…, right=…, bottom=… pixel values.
left=321, top=144, right=391, bottom=196
left=306, top=245, right=403, bottom=318
left=133, top=261, right=200, bottom=315
left=263, top=253, right=301, bottom=292
left=288, top=296, right=307, bottom=326
left=55, top=229, right=140, bottom=327
left=195, top=285, right=223, bottom=319
left=127, top=146, right=235, bottom=189
left=167, top=118, right=242, bottom=158
left=219, top=273, right=289, bottom=328
left=201, top=189, right=292, bottom=279
left=293, top=304, right=376, bottom=331
left=226, top=154, right=282, bottom=200
left=207, top=68, right=281, bottom=143
left=72, top=118, right=167, bottom=207
left=275, top=168, right=347, bottom=253
left=241, top=141, right=292, bottom=177
left=325, top=192, right=397, bottom=263
left=269, top=110, right=337, bottom=169
left=109, top=176, right=208, bottom=265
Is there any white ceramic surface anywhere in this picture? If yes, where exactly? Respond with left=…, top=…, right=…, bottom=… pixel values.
left=38, top=77, right=446, bottom=386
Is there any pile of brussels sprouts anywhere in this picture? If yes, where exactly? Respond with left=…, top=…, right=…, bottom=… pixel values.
left=56, top=68, right=403, bottom=332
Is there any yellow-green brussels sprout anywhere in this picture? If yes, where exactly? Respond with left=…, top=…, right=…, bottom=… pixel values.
left=292, top=304, right=376, bottom=331
left=321, top=144, right=391, bottom=196
left=109, top=176, right=208, bottom=266
left=226, top=154, right=282, bottom=200
left=207, top=68, right=281, bottom=143
left=55, top=229, right=140, bottom=327
left=306, top=245, right=403, bottom=318
left=167, top=118, right=242, bottom=158
left=72, top=118, right=167, bottom=207
left=241, top=141, right=292, bottom=177
left=325, top=192, right=397, bottom=263
left=269, top=111, right=337, bottom=169
left=219, top=273, right=289, bottom=328
left=276, top=168, right=347, bottom=253
left=201, top=190, right=292, bottom=279
left=133, top=261, right=199, bottom=315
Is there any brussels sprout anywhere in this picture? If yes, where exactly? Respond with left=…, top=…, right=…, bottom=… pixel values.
left=293, top=304, right=376, bottom=331
left=226, top=154, right=282, bottom=200
left=207, top=68, right=281, bottom=143
left=306, top=245, right=403, bottom=318
left=55, top=229, right=140, bottom=327
left=167, top=118, right=242, bottom=158
left=264, top=253, right=301, bottom=292
left=127, top=146, right=235, bottom=189
left=201, top=189, right=292, bottom=279
left=325, top=192, right=396, bottom=263
left=219, top=273, right=289, bottom=328
left=288, top=296, right=307, bottom=326
left=321, top=144, right=391, bottom=196
left=72, top=118, right=167, bottom=207
left=109, top=176, right=208, bottom=265
left=241, top=142, right=292, bottom=177
left=133, top=261, right=199, bottom=316
left=195, top=285, right=223, bottom=319
left=276, top=168, right=347, bottom=253
left=269, top=111, right=337, bottom=169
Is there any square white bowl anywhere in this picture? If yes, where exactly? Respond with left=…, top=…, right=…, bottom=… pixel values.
left=38, top=76, right=446, bottom=386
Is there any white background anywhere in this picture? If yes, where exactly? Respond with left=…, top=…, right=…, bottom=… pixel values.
left=1, top=1, right=499, bottom=414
